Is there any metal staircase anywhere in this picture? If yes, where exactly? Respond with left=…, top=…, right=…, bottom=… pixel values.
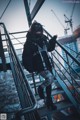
left=0, top=22, right=80, bottom=120
left=0, top=23, right=40, bottom=120
left=44, top=30, right=80, bottom=111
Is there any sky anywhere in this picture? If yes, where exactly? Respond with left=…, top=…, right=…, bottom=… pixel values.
left=0, top=0, right=80, bottom=37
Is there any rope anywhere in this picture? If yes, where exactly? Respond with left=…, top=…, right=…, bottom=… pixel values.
left=0, top=0, right=12, bottom=20
left=51, top=9, right=65, bottom=29
left=70, top=1, right=76, bottom=19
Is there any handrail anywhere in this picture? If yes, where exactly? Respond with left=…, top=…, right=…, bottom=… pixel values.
left=63, top=46, right=80, bottom=74
left=1, top=30, right=28, bottom=36
left=0, top=22, right=37, bottom=119
left=64, top=45, right=78, bottom=55
left=44, top=28, right=80, bottom=67
left=56, top=41, right=80, bottom=66
left=44, top=28, right=80, bottom=107
left=50, top=50, right=80, bottom=91
left=52, top=54, right=80, bottom=100
left=44, top=28, right=80, bottom=76
left=51, top=51, right=80, bottom=80
left=1, top=22, right=80, bottom=113
left=15, top=104, right=37, bottom=117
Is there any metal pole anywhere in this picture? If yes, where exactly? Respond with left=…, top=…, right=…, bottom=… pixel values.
left=23, top=0, right=32, bottom=27
left=0, top=31, right=7, bottom=72
left=32, top=72, right=37, bottom=95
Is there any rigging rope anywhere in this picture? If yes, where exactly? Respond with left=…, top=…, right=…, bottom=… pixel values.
left=51, top=9, right=65, bottom=29
left=0, top=0, right=12, bottom=20
left=70, top=1, right=76, bottom=19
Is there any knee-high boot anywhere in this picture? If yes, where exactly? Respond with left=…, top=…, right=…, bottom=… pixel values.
left=38, top=85, right=45, bottom=99
left=46, top=84, right=51, bottom=98
left=46, top=85, right=57, bottom=110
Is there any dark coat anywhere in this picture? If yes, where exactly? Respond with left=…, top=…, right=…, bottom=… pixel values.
left=22, top=32, right=56, bottom=73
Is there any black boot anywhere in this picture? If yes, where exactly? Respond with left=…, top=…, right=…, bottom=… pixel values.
left=38, top=85, right=45, bottom=99
left=45, top=97, right=57, bottom=110
left=46, top=85, right=57, bottom=110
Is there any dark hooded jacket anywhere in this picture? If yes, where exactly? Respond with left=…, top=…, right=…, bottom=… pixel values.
left=22, top=32, right=56, bottom=73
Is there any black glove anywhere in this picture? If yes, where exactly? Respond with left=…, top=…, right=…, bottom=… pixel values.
left=48, top=35, right=57, bottom=52
left=52, top=35, right=57, bottom=41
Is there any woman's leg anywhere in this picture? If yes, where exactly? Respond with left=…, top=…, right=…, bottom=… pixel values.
left=38, top=70, right=57, bottom=110
left=38, top=70, right=53, bottom=99
left=46, top=84, right=51, bottom=98
left=39, top=70, right=54, bottom=87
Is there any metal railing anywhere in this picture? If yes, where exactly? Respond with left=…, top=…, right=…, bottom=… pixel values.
left=64, top=45, right=80, bottom=72
left=1, top=22, right=80, bottom=114
left=44, top=29, right=80, bottom=112
left=0, top=23, right=40, bottom=120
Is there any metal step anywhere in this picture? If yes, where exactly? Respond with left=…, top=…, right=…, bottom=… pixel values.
left=51, top=111, right=80, bottom=120
left=41, top=111, right=80, bottom=120
left=52, top=111, right=69, bottom=120
left=36, top=88, right=64, bottom=100
left=37, top=100, right=73, bottom=118
left=67, top=113, right=80, bottom=120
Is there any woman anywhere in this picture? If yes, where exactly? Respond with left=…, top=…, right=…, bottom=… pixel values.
left=22, top=21, right=57, bottom=110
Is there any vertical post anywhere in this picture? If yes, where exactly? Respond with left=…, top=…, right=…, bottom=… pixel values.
left=0, top=31, right=7, bottom=72
left=23, top=0, right=32, bottom=27
left=66, top=53, right=71, bottom=76
left=31, top=0, right=45, bottom=20
left=66, top=53, right=75, bottom=93
left=32, top=73, right=37, bottom=95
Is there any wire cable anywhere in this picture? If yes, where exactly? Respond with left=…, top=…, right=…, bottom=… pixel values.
left=51, top=9, right=65, bottom=29
left=70, top=1, right=76, bottom=19
left=0, top=0, right=12, bottom=20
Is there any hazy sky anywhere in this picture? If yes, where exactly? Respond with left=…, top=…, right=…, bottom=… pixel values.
left=0, top=0, right=80, bottom=37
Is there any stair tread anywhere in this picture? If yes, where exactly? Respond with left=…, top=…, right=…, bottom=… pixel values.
left=67, top=114, right=80, bottom=120
left=37, top=100, right=73, bottom=117
left=52, top=111, right=69, bottom=120
left=36, top=89, right=64, bottom=100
